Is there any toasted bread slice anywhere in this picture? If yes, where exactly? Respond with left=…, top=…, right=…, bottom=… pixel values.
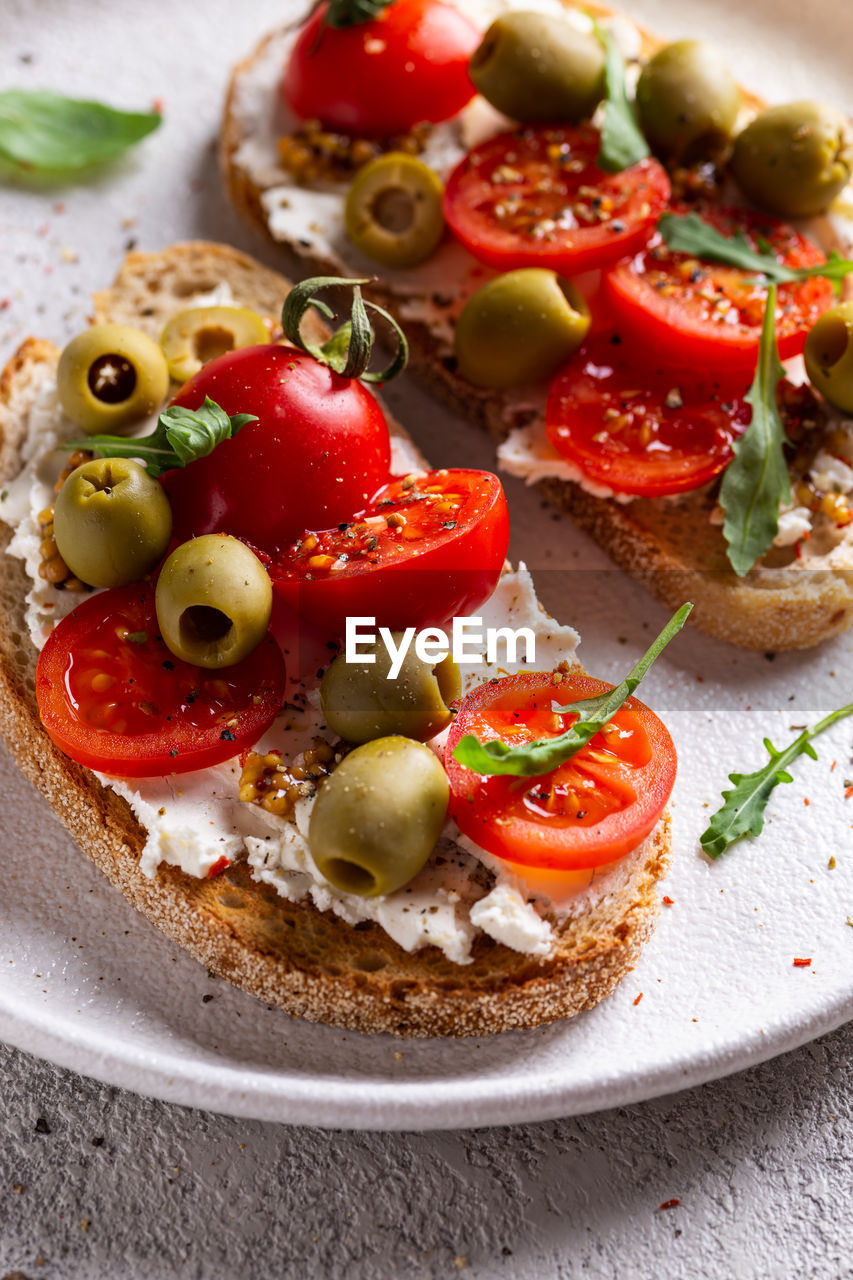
left=0, top=242, right=670, bottom=1037
left=220, top=5, right=853, bottom=651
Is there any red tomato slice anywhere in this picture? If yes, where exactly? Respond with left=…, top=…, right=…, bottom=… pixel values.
left=604, top=204, right=834, bottom=371
left=36, top=584, right=286, bottom=778
left=443, top=125, right=671, bottom=274
left=545, top=332, right=753, bottom=497
left=446, top=671, right=676, bottom=870
left=282, top=0, right=480, bottom=137
left=268, top=469, right=509, bottom=636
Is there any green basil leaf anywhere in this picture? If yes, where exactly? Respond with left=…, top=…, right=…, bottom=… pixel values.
left=0, top=90, right=161, bottom=174
left=452, top=603, right=692, bottom=777
left=720, top=286, right=791, bottom=577
left=592, top=20, right=650, bottom=173
left=62, top=397, right=256, bottom=478
left=701, top=700, right=853, bottom=858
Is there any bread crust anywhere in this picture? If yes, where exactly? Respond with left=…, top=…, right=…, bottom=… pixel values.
left=0, top=242, right=670, bottom=1037
left=220, top=4, right=853, bottom=651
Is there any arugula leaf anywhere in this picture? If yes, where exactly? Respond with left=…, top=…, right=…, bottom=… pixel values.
left=0, top=91, right=161, bottom=174
left=61, top=397, right=256, bottom=479
left=658, top=212, right=853, bottom=294
left=591, top=19, right=650, bottom=173
left=719, top=286, right=791, bottom=577
left=701, top=700, right=853, bottom=858
left=452, top=603, right=692, bottom=777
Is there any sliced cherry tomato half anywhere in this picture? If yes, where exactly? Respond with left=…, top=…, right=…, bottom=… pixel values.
left=545, top=332, right=753, bottom=497
left=604, top=204, right=834, bottom=371
left=282, top=0, right=480, bottom=137
left=446, top=671, right=676, bottom=870
left=443, top=125, right=671, bottom=274
left=268, top=468, right=509, bottom=636
left=36, top=583, right=286, bottom=778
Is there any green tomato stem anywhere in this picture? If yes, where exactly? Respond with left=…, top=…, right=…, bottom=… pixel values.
left=281, top=276, right=409, bottom=383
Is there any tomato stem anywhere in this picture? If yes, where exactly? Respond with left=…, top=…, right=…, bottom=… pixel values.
left=281, top=276, right=409, bottom=383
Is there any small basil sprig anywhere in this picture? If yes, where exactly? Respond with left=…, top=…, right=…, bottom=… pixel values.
left=61, top=398, right=257, bottom=478
left=452, top=603, right=692, bottom=778
left=658, top=212, right=853, bottom=295
left=591, top=18, right=650, bottom=173
left=701, top=700, right=853, bottom=858
left=282, top=275, right=409, bottom=384
left=324, top=0, right=395, bottom=28
left=720, top=286, right=790, bottom=577
left=0, top=90, right=161, bottom=175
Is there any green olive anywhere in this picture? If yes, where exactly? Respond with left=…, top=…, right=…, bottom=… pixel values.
left=345, top=152, right=445, bottom=267
left=308, top=737, right=449, bottom=897
left=636, top=40, right=740, bottom=162
left=160, top=306, right=269, bottom=384
left=731, top=101, right=853, bottom=218
left=57, top=324, right=170, bottom=435
left=455, top=269, right=590, bottom=389
left=321, top=635, right=461, bottom=744
left=469, top=11, right=605, bottom=124
left=804, top=303, right=853, bottom=413
left=155, top=534, right=272, bottom=668
left=53, top=458, right=172, bottom=589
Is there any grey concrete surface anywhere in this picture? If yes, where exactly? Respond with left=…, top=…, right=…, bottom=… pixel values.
left=1, top=1025, right=851, bottom=1280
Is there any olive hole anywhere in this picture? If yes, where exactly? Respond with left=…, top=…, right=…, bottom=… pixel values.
left=469, top=29, right=497, bottom=72
left=88, top=353, right=137, bottom=405
left=371, top=186, right=416, bottom=234
left=193, top=326, right=237, bottom=365
left=816, top=316, right=850, bottom=369
left=323, top=859, right=377, bottom=895
left=179, top=604, right=234, bottom=648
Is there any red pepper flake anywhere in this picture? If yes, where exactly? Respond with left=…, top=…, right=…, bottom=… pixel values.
left=793, top=957, right=812, bottom=967
left=633, top=992, right=643, bottom=1005
left=845, top=786, right=853, bottom=800
left=658, top=1199, right=680, bottom=1211
left=207, top=856, right=230, bottom=879
left=804, top=797, right=811, bottom=807
left=662, top=895, right=674, bottom=906
left=831, top=760, right=837, bottom=772
left=0, top=299, right=9, bottom=312
left=152, top=97, right=165, bottom=115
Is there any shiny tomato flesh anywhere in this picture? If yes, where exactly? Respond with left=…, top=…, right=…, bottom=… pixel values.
left=443, top=125, right=671, bottom=274
left=446, top=671, right=676, bottom=870
left=281, top=0, right=480, bottom=137
left=36, top=584, right=286, bottom=778
left=545, top=332, right=753, bottom=497
left=604, top=204, right=834, bottom=372
left=268, top=468, right=509, bottom=636
left=163, top=346, right=391, bottom=551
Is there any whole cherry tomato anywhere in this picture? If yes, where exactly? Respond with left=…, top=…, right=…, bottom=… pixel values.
left=163, top=345, right=392, bottom=550
left=281, top=0, right=481, bottom=138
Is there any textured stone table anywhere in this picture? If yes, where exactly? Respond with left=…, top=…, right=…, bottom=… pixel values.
left=0, top=1027, right=851, bottom=1279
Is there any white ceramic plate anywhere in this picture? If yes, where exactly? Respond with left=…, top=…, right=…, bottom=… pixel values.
left=1, top=0, right=852, bottom=1131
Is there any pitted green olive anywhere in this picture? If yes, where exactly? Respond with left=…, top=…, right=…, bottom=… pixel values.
left=155, top=534, right=272, bottom=668
left=308, top=737, right=449, bottom=897
left=321, top=635, right=461, bottom=744
left=731, top=101, right=853, bottom=218
left=57, top=324, right=169, bottom=435
left=804, top=303, right=853, bottom=413
left=53, top=458, right=172, bottom=589
left=455, top=269, right=590, bottom=389
left=160, top=305, right=269, bottom=384
left=469, top=11, right=605, bottom=124
left=345, top=153, right=445, bottom=267
left=636, top=40, right=740, bottom=162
